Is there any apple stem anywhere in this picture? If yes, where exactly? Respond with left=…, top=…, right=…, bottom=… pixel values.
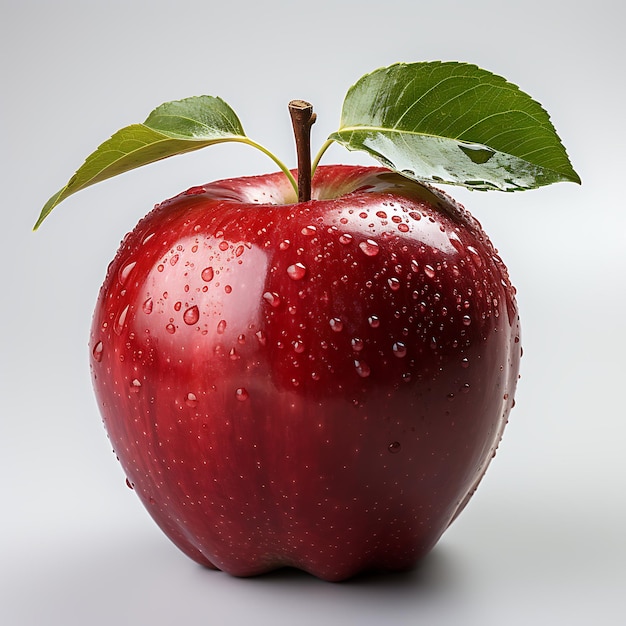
left=289, top=100, right=317, bottom=202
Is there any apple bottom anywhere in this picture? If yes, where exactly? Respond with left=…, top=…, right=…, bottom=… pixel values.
left=102, top=357, right=510, bottom=582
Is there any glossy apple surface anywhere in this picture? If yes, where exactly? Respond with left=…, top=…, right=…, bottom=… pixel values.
left=90, top=164, right=521, bottom=581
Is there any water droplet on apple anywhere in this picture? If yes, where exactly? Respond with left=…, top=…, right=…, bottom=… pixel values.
left=392, top=342, right=407, bottom=358
left=462, top=315, right=472, bottom=326
left=287, top=263, right=307, bottom=280
left=92, top=341, right=103, bottom=362
left=219, top=241, right=229, bottom=251
left=114, top=304, right=130, bottom=335
left=354, top=360, right=371, bottom=378
left=388, top=277, right=401, bottom=291
left=397, top=223, right=409, bottom=233
left=256, top=330, right=267, bottom=345
left=217, top=319, right=227, bottom=334
left=293, top=340, right=306, bottom=353
left=183, top=305, right=200, bottom=325
left=170, top=254, right=179, bottom=266
left=201, top=267, right=214, bottom=282
left=165, top=323, right=176, bottom=334
left=424, top=265, right=436, bottom=279
left=142, top=298, right=153, bottom=314
left=449, top=231, right=464, bottom=254
left=388, top=441, right=401, bottom=454
left=129, top=378, right=142, bottom=393
left=329, top=318, right=344, bottom=332
left=359, top=239, right=380, bottom=257
left=174, top=301, right=182, bottom=312
left=118, top=261, right=136, bottom=286
left=339, top=233, right=353, bottom=245
left=185, top=392, right=199, bottom=408
left=467, top=246, right=482, bottom=268
left=368, top=315, right=380, bottom=328
left=185, top=185, right=206, bottom=195
left=125, top=477, right=135, bottom=489
left=279, top=239, right=291, bottom=250
left=351, top=337, right=364, bottom=352
left=235, top=387, right=249, bottom=401
left=263, top=292, right=281, bottom=307
left=301, top=225, right=317, bottom=236
left=235, top=245, right=244, bottom=257
left=461, top=357, right=470, bottom=368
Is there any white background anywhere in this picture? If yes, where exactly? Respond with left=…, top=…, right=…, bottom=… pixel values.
left=2, top=1, right=625, bottom=624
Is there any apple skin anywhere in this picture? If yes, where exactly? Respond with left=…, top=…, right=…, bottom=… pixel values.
left=90, top=164, right=521, bottom=581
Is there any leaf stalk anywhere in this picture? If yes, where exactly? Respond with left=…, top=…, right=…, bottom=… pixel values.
left=311, top=139, right=334, bottom=177
left=240, top=137, right=298, bottom=195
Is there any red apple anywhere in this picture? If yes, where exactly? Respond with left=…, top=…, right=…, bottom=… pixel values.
left=90, top=164, right=521, bottom=581
left=38, top=62, right=579, bottom=582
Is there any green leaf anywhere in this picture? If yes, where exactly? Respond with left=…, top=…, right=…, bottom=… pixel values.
left=329, top=62, right=580, bottom=191
left=34, top=96, right=248, bottom=229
